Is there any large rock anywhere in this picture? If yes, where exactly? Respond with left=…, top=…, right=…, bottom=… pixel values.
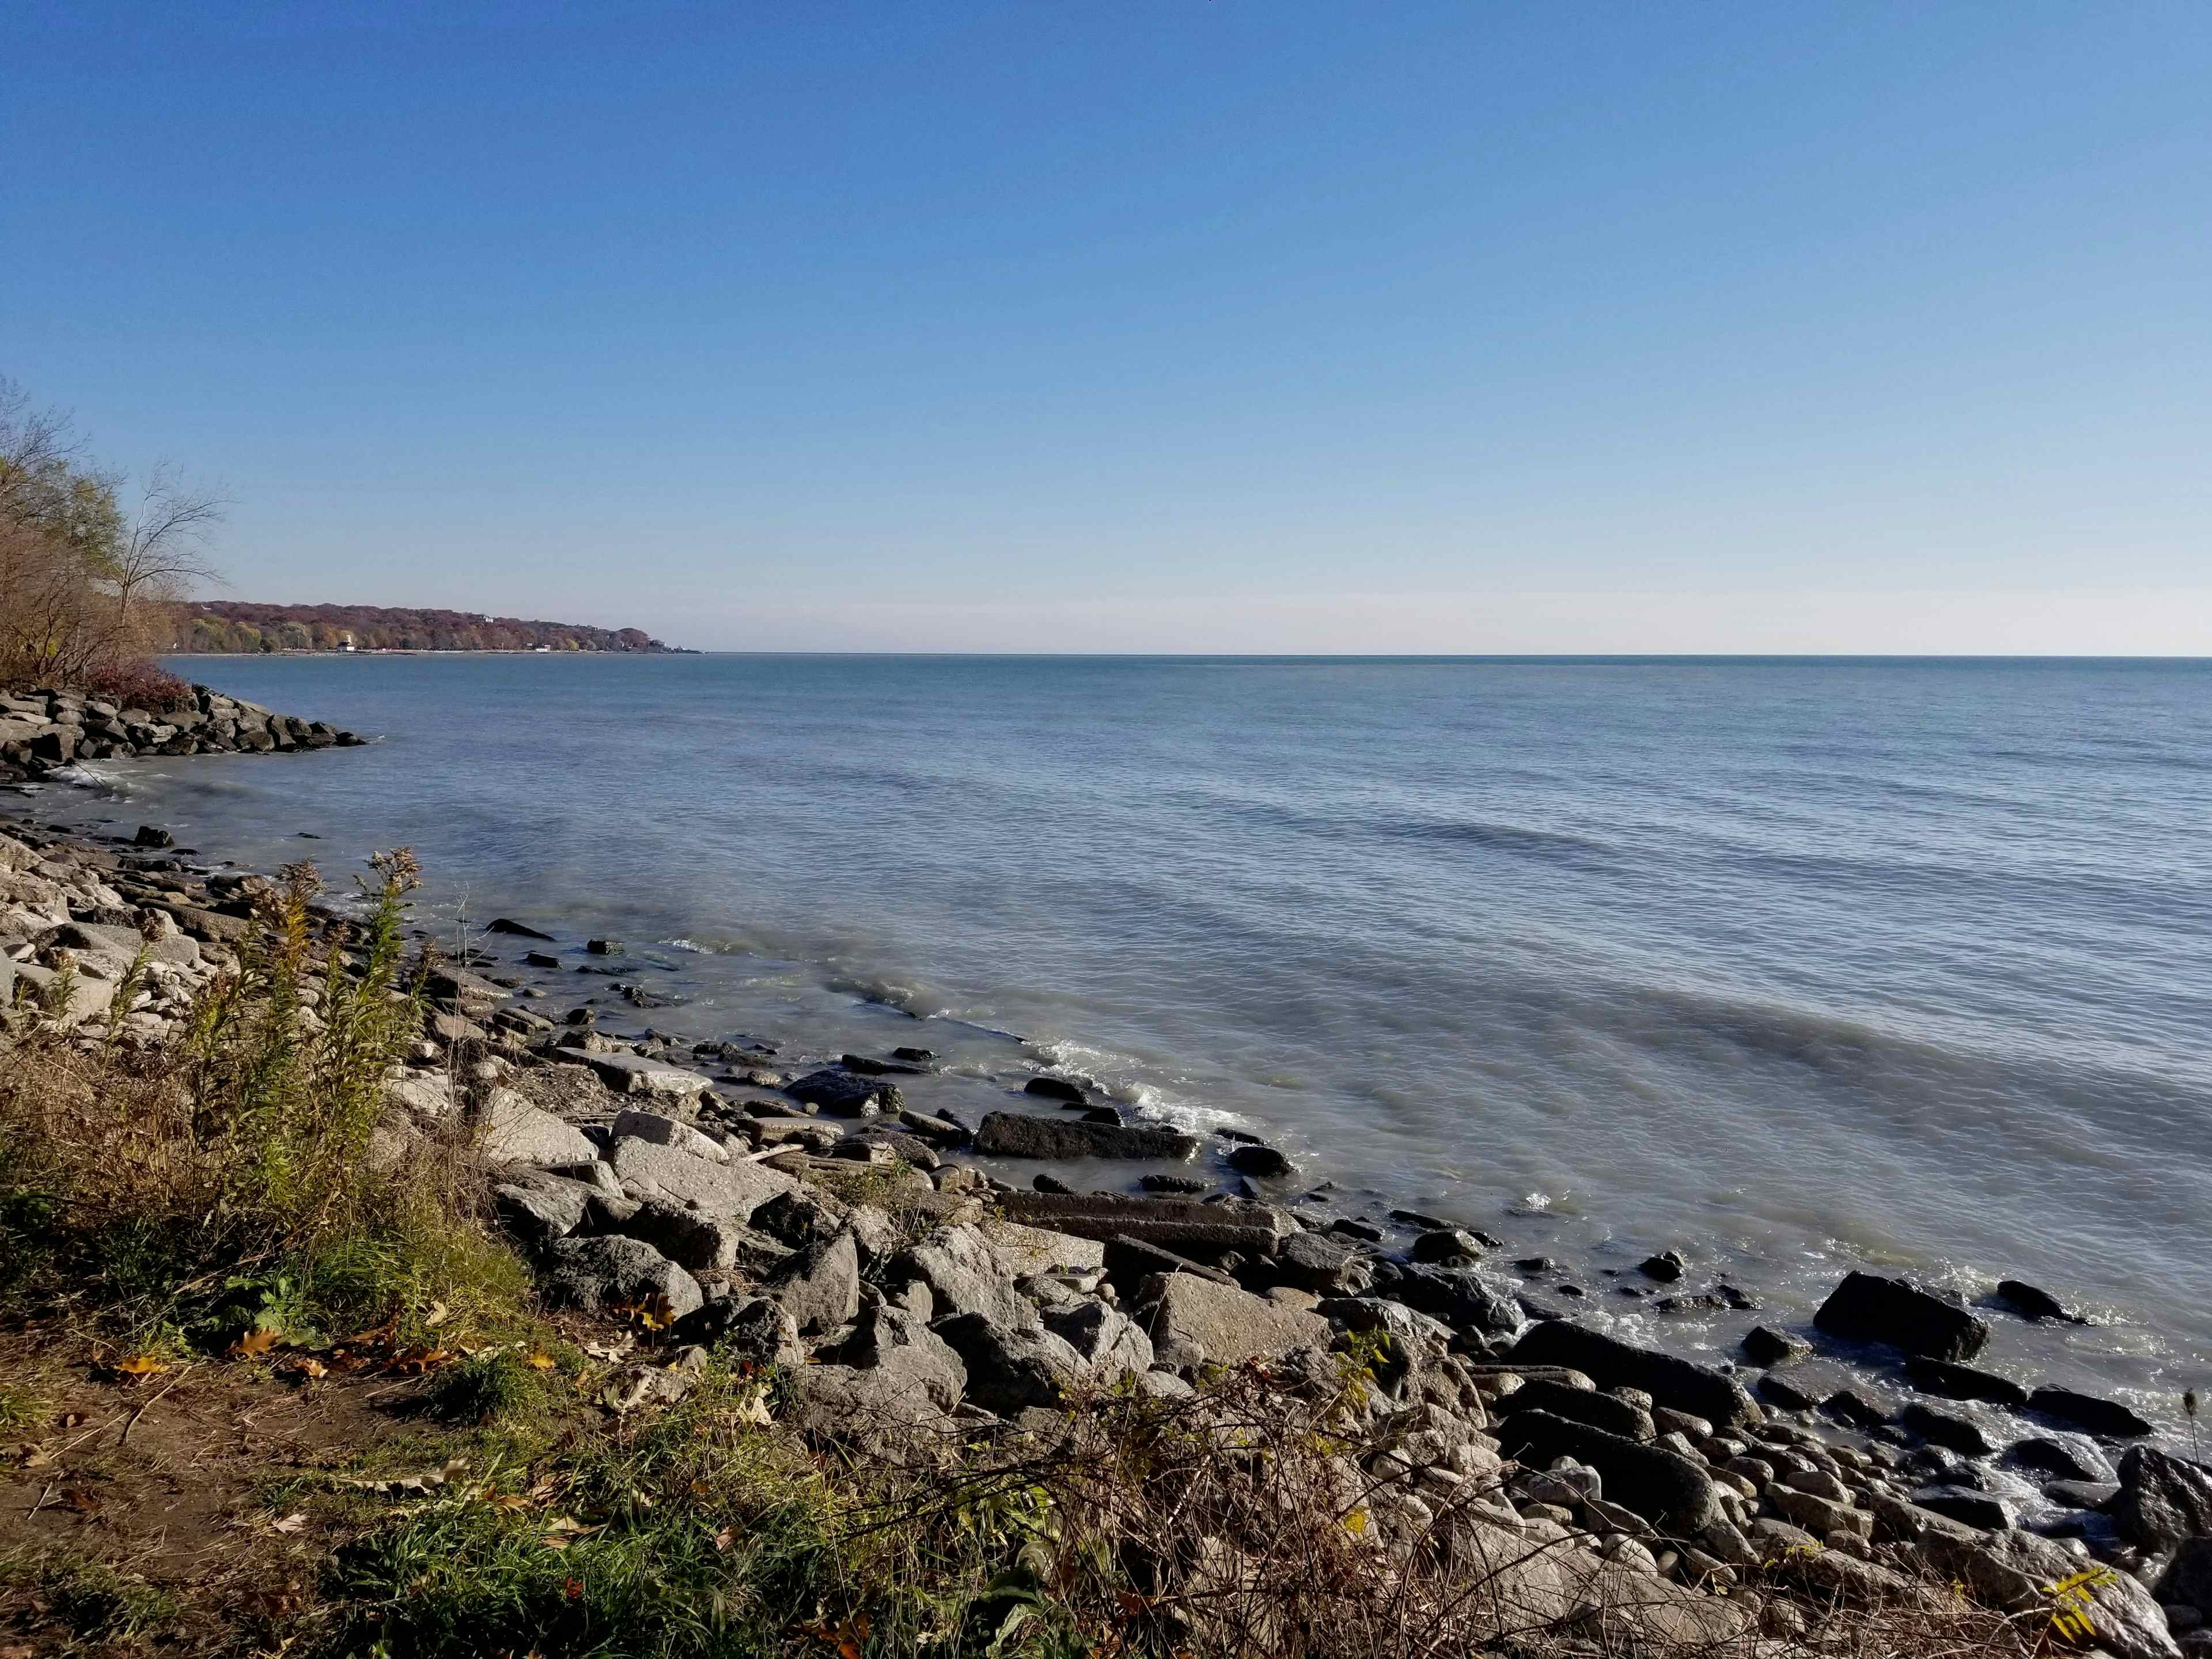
left=1920, top=1527, right=2180, bottom=1659
left=977, top=1218, right=1107, bottom=1278
left=1041, top=1300, right=1154, bottom=1382
left=973, top=1112, right=1200, bottom=1161
left=789, top=1363, right=955, bottom=1454
left=764, top=1229, right=861, bottom=1335
left=1495, top=1378, right=1652, bottom=1441
left=1491, top=1410, right=1722, bottom=1535
left=1903, top=1357, right=2030, bottom=1409
left=675, top=1295, right=805, bottom=1369
left=2028, top=1385, right=2154, bottom=1439
left=573, top=1050, right=715, bottom=1099
left=1137, top=1273, right=1330, bottom=1370
left=825, top=1303, right=968, bottom=1411
left=542, top=1235, right=703, bottom=1319
left=2112, top=1445, right=2212, bottom=1551
left=1902, top=1401, right=1997, bottom=1457
left=493, top=1176, right=594, bottom=1244
left=619, top=1200, right=791, bottom=1275
left=1510, top=1320, right=1761, bottom=1431
left=893, top=1224, right=1042, bottom=1332
left=933, top=1312, right=1085, bottom=1412
left=2155, top=1536, right=2212, bottom=1622
left=1812, top=1271, right=1990, bottom=1362
left=603, top=1134, right=794, bottom=1219
left=1387, top=1263, right=1523, bottom=1339
left=611, top=1108, right=729, bottom=1162
left=479, top=1089, right=597, bottom=1165
left=1262, top=1230, right=1373, bottom=1296
left=786, top=1068, right=900, bottom=1116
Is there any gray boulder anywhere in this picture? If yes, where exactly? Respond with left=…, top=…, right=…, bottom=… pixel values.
left=611, top=1108, right=729, bottom=1162
left=575, top=1050, right=715, bottom=1100
left=543, top=1235, right=703, bottom=1319
left=751, top=1186, right=852, bottom=1249
left=1903, top=1357, right=2031, bottom=1409
left=826, top=1304, right=968, bottom=1411
left=2113, top=1445, right=2212, bottom=1551
left=1922, top=1527, right=2180, bottom=1659
left=604, top=1133, right=794, bottom=1219
left=894, top=1224, right=1043, bottom=1333
left=1263, top=1230, right=1374, bottom=1296
left=2155, top=1535, right=2212, bottom=1621
left=1510, top=1320, right=1761, bottom=1431
left=620, top=1200, right=791, bottom=1275
left=764, top=1229, right=861, bottom=1335
left=676, top=1295, right=805, bottom=1370
left=933, top=1312, right=1085, bottom=1412
left=789, top=1363, right=955, bottom=1453
left=493, top=1176, right=594, bottom=1245
left=1387, top=1263, right=1523, bottom=1338
left=1041, top=1299, right=1154, bottom=1382
left=1812, top=1271, right=1990, bottom=1362
left=787, top=1068, right=900, bottom=1116
left=479, top=1089, right=597, bottom=1165
left=1137, top=1272, right=1329, bottom=1370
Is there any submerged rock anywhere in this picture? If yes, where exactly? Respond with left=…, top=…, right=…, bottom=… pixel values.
left=1812, top=1270, right=1990, bottom=1362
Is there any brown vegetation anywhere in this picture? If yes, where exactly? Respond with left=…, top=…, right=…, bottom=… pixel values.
left=0, top=380, right=223, bottom=694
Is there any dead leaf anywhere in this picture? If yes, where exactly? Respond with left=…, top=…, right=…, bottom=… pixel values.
left=270, top=1511, right=309, bottom=1535
left=113, top=1353, right=166, bottom=1377
left=230, top=1325, right=280, bottom=1358
left=713, top=1524, right=737, bottom=1552
left=422, top=1300, right=450, bottom=1330
left=525, top=1349, right=556, bottom=1371
left=59, top=1488, right=98, bottom=1513
left=290, top=1357, right=328, bottom=1381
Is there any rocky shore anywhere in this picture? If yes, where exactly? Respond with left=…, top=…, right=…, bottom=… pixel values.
left=5, top=797, right=2210, bottom=1658
left=0, top=681, right=362, bottom=782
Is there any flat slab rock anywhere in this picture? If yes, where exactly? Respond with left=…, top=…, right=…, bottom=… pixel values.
left=571, top=1050, right=716, bottom=1099
left=974, top=1111, right=1200, bottom=1161
left=603, top=1134, right=794, bottom=1221
left=479, top=1088, right=597, bottom=1165
left=1136, top=1272, right=1329, bottom=1369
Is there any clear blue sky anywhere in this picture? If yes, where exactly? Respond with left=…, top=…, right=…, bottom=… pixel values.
left=8, top=2, right=2210, bottom=652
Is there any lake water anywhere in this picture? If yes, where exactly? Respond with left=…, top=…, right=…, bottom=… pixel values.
left=36, top=653, right=2212, bottom=1423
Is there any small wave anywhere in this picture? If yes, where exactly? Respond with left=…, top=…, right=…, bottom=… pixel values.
left=824, top=972, right=939, bottom=1018
left=658, top=937, right=711, bottom=953
left=1371, top=815, right=1612, bottom=863
left=45, top=763, right=132, bottom=796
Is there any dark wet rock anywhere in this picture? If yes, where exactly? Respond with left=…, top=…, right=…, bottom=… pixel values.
left=1495, top=1378, right=1654, bottom=1441
left=1513, top=1256, right=1555, bottom=1273
left=1740, top=1325, right=1809, bottom=1367
left=586, top=938, right=622, bottom=955
left=840, top=1053, right=926, bottom=1076
left=2042, top=1479, right=2120, bottom=1510
left=891, top=1046, right=934, bottom=1063
left=1638, top=1250, right=1685, bottom=1282
left=974, top=1112, right=1199, bottom=1161
left=1262, top=1229, right=1373, bottom=1296
left=1388, top=1263, right=1524, bottom=1339
left=1513, top=1321, right=1761, bottom=1430
left=934, top=1312, right=1084, bottom=1412
left=1812, top=1270, right=1990, bottom=1362
left=1994, top=1278, right=2084, bottom=1323
left=1225, top=1142, right=1293, bottom=1179
left=1492, top=1410, right=1720, bottom=1533
left=1079, top=1105, right=1123, bottom=1124
left=1327, top=1217, right=1381, bottom=1243
left=1902, top=1401, right=1998, bottom=1457
left=764, top=1229, right=861, bottom=1335
left=1388, top=1208, right=1454, bottom=1230
left=133, top=825, right=173, bottom=848
left=1141, top=1173, right=1213, bottom=1195
left=1033, top=1173, right=1074, bottom=1194
left=1022, top=1075, right=1087, bottom=1103
left=895, top=1108, right=970, bottom=1147
left=487, top=916, right=555, bottom=939
left=2112, top=1445, right=2212, bottom=1551
left=2028, top=1385, right=2153, bottom=1439
left=542, top=1234, right=703, bottom=1319
left=1912, top=1486, right=2014, bottom=1531
left=2157, top=1536, right=2212, bottom=1622
left=1823, top=1388, right=1896, bottom=1431
left=2004, top=1434, right=2116, bottom=1484
left=1904, top=1357, right=2031, bottom=1409
left=787, top=1067, right=901, bottom=1116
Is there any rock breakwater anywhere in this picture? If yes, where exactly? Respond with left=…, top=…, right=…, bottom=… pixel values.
left=0, top=681, right=361, bottom=782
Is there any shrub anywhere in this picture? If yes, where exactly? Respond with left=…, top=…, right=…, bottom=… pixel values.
left=79, top=656, right=195, bottom=713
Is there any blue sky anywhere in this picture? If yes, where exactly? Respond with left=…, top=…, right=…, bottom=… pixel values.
left=7, top=2, right=2210, bottom=652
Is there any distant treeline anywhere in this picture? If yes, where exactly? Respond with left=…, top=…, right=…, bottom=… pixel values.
left=166, top=603, right=679, bottom=654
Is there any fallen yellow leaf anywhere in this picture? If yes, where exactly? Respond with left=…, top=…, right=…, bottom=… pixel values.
left=230, top=1326, right=280, bottom=1358
left=114, top=1354, right=167, bottom=1377
left=525, top=1350, right=556, bottom=1371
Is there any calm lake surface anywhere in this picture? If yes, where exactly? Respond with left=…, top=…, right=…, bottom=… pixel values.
left=42, top=654, right=2212, bottom=1416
